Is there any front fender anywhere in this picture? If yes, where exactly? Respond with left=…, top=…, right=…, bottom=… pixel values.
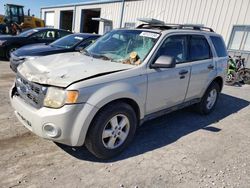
left=86, top=81, right=146, bottom=119
left=72, top=78, right=147, bottom=146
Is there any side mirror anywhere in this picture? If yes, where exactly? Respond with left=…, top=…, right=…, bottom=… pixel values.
left=150, top=55, right=176, bottom=69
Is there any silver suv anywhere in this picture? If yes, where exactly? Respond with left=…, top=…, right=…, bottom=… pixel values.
left=10, top=24, right=228, bottom=159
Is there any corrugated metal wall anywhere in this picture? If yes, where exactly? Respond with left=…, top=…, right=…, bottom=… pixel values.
left=121, top=0, right=250, bottom=44
left=41, top=0, right=250, bottom=44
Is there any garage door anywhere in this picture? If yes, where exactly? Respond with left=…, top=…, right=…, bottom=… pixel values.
left=45, top=12, right=55, bottom=27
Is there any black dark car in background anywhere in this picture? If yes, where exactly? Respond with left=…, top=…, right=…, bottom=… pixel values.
left=10, top=33, right=100, bottom=72
left=0, top=28, right=72, bottom=59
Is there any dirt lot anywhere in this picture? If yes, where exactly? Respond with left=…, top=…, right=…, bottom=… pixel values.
left=0, top=60, right=250, bottom=188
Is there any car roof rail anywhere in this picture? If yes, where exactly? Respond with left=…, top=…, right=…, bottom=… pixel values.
left=136, top=18, right=214, bottom=32
left=136, top=24, right=176, bottom=30
left=137, top=23, right=214, bottom=32
left=177, top=24, right=214, bottom=32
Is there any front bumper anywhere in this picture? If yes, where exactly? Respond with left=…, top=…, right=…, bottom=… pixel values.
left=10, top=85, right=99, bottom=146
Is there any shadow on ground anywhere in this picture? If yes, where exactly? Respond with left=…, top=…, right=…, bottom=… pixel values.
left=56, top=93, right=249, bottom=162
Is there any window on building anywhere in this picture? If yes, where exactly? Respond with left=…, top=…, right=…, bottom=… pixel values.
left=228, top=26, right=250, bottom=52
left=243, top=31, right=250, bottom=51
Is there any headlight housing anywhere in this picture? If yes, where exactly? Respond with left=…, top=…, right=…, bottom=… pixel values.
left=0, top=40, right=7, bottom=46
left=43, top=87, right=79, bottom=108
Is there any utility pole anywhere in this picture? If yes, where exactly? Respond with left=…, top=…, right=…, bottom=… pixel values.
left=119, top=0, right=125, bottom=28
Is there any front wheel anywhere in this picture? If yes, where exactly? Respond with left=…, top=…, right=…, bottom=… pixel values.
left=85, top=102, right=137, bottom=159
left=195, top=82, right=220, bottom=115
left=226, top=71, right=237, bottom=86
left=238, top=68, right=250, bottom=84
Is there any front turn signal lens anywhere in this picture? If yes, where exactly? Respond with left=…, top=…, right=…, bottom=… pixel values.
left=66, top=90, right=79, bottom=104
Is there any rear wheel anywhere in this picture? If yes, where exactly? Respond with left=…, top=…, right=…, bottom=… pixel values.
left=85, top=102, right=137, bottom=159
left=195, top=82, right=220, bottom=115
left=238, top=68, right=250, bottom=84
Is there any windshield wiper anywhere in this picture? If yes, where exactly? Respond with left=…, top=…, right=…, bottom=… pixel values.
left=94, top=54, right=113, bottom=61
left=82, top=49, right=92, bottom=57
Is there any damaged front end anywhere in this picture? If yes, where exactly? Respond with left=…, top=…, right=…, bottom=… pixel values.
left=16, top=52, right=135, bottom=88
left=12, top=72, right=48, bottom=109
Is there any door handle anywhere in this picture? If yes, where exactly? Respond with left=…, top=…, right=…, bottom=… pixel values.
left=179, top=70, right=189, bottom=75
left=207, top=64, right=214, bottom=70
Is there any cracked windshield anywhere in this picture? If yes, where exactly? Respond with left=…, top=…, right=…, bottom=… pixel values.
left=85, top=30, right=159, bottom=65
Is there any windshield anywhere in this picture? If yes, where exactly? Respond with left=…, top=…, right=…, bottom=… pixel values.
left=18, top=29, right=38, bottom=37
left=85, top=30, right=159, bottom=64
left=50, top=34, right=85, bottom=49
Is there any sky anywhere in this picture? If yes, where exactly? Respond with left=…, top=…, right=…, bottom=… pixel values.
left=0, top=0, right=95, bottom=17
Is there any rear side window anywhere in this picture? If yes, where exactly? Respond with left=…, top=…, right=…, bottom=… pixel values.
left=190, top=35, right=211, bottom=61
left=210, top=36, right=228, bottom=57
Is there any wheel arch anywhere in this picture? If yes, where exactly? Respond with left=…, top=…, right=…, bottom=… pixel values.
left=81, top=98, right=141, bottom=146
left=95, top=98, right=141, bottom=124
left=75, top=96, right=143, bottom=147
left=212, top=76, right=224, bottom=92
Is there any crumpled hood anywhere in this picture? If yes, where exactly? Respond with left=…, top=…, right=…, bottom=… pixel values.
left=18, top=52, right=134, bottom=87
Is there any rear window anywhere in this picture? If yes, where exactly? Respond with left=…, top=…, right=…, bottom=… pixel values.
left=210, top=36, right=228, bottom=57
left=190, top=35, right=211, bottom=61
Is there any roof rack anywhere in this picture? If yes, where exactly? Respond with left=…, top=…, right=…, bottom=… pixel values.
left=136, top=19, right=214, bottom=32
left=136, top=24, right=177, bottom=30
left=177, top=24, right=214, bottom=32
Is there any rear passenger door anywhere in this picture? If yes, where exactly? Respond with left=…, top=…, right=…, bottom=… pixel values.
left=185, top=35, right=216, bottom=101
left=146, top=35, right=191, bottom=114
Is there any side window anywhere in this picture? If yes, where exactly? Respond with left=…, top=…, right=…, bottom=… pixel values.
left=210, top=36, right=228, bottom=57
left=29, top=31, right=47, bottom=39
left=190, top=35, right=211, bottom=61
left=155, top=35, right=187, bottom=63
left=45, top=31, right=56, bottom=39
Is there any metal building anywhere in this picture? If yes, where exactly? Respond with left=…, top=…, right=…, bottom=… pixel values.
left=41, top=0, right=250, bottom=64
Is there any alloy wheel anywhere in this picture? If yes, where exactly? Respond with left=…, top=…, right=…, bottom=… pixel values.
left=206, top=89, right=217, bottom=110
left=102, top=114, right=130, bottom=149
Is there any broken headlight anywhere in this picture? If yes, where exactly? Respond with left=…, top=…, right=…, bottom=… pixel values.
left=44, top=87, right=79, bottom=108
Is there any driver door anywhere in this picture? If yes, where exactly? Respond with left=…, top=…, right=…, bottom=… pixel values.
left=146, top=35, right=191, bottom=114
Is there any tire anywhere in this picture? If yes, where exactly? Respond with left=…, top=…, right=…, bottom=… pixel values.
left=225, top=71, right=237, bottom=86
left=5, top=47, right=17, bottom=60
left=85, top=102, right=137, bottom=159
left=239, top=68, right=250, bottom=85
left=195, top=82, right=220, bottom=115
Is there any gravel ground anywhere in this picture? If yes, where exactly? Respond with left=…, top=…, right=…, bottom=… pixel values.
left=0, top=60, right=250, bottom=188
